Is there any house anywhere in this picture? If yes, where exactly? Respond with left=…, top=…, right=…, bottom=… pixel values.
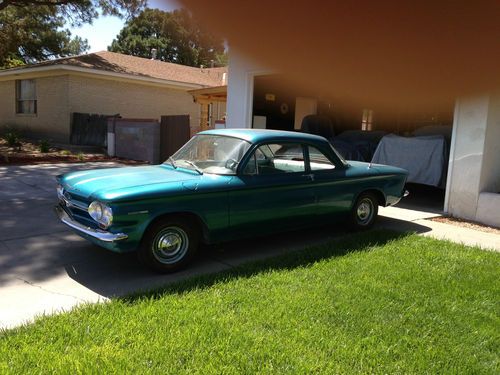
left=0, top=51, right=227, bottom=142
left=225, top=50, right=500, bottom=228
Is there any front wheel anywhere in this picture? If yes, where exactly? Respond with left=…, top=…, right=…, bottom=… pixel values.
left=350, top=192, right=379, bottom=230
left=138, top=216, right=199, bottom=273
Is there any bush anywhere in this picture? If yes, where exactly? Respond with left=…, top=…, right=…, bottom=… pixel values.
left=39, top=139, right=50, bottom=153
left=2, top=128, right=20, bottom=147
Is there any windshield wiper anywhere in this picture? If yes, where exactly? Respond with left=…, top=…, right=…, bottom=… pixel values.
left=167, top=157, right=177, bottom=169
left=180, top=160, right=203, bottom=175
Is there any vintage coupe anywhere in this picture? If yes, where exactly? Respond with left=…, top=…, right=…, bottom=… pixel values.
left=55, top=129, right=408, bottom=272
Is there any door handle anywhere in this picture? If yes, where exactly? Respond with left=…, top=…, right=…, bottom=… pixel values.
left=305, top=174, right=315, bottom=182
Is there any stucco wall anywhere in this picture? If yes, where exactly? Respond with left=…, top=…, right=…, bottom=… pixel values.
left=479, top=92, right=500, bottom=194
left=67, top=75, right=200, bottom=136
left=0, top=75, right=69, bottom=142
left=226, top=49, right=271, bottom=128
left=446, top=93, right=500, bottom=227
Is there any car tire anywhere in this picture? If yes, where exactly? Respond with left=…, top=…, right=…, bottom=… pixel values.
left=138, top=216, right=199, bottom=273
left=350, top=192, right=379, bottom=230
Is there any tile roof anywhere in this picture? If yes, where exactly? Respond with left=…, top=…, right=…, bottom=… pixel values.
left=1, top=51, right=227, bottom=87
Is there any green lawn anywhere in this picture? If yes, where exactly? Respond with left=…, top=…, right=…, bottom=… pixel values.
left=1, top=231, right=499, bottom=374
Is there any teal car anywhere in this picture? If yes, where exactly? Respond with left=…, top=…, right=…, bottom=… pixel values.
left=55, top=129, right=408, bottom=272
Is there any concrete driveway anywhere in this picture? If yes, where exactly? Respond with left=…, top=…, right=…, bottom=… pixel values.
left=0, top=162, right=437, bottom=330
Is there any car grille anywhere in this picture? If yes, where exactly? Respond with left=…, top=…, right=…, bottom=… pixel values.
left=58, top=188, right=97, bottom=227
left=64, top=191, right=89, bottom=211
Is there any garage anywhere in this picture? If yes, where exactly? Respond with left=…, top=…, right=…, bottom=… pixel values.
left=247, top=73, right=454, bottom=212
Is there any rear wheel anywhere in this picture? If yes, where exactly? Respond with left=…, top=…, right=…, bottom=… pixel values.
left=350, top=192, right=378, bottom=230
left=138, top=216, right=199, bottom=273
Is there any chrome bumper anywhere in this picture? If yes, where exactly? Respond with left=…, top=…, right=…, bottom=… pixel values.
left=54, top=205, right=128, bottom=242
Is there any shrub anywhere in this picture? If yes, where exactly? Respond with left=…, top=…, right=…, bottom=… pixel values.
left=39, top=139, right=50, bottom=153
left=2, top=128, right=20, bottom=147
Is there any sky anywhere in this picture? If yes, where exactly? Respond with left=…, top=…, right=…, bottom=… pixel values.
left=69, top=0, right=179, bottom=53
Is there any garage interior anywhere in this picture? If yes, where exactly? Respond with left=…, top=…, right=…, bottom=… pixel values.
left=251, top=74, right=454, bottom=213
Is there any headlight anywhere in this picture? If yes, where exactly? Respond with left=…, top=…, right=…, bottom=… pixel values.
left=88, top=201, right=113, bottom=229
left=101, top=205, right=113, bottom=228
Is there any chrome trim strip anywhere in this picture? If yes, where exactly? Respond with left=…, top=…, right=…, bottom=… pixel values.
left=54, top=205, right=128, bottom=242
left=57, top=187, right=89, bottom=212
left=66, top=199, right=89, bottom=212
left=127, top=210, right=149, bottom=215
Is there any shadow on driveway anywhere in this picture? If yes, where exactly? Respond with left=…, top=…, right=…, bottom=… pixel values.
left=64, top=218, right=431, bottom=299
left=0, top=162, right=124, bottom=287
left=0, top=162, right=433, bottom=306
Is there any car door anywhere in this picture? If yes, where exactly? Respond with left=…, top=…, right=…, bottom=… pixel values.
left=306, top=145, right=357, bottom=219
left=228, top=142, right=316, bottom=237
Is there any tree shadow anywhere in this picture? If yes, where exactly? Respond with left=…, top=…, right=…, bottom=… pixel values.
left=0, top=162, right=125, bottom=287
left=0, top=162, right=434, bottom=299
left=120, top=229, right=411, bottom=303
left=64, top=217, right=431, bottom=300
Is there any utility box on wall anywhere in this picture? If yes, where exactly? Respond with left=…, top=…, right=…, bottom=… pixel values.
left=108, top=118, right=160, bottom=164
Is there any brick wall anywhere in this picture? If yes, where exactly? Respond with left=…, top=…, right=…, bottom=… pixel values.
left=0, top=73, right=202, bottom=143
left=0, top=75, right=69, bottom=142
left=67, top=75, right=201, bottom=137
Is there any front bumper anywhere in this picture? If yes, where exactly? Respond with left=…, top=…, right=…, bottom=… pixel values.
left=54, top=205, right=128, bottom=242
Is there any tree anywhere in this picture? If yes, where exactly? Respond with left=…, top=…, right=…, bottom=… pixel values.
left=109, top=8, right=227, bottom=67
left=0, top=0, right=145, bottom=68
left=0, top=1, right=146, bottom=25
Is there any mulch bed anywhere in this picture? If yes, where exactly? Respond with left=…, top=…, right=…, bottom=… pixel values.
left=430, top=216, right=500, bottom=234
left=0, top=138, right=148, bottom=166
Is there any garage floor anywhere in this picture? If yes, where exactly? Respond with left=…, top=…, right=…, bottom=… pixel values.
left=396, top=183, right=445, bottom=214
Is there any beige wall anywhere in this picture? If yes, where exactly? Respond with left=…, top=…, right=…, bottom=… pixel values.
left=0, top=75, right=69, bottom=142
left=67, top=75, right=200, bottom=136
left=0, top=73, right=201, bottom=143
left=446, top=92, right=500, bottom=227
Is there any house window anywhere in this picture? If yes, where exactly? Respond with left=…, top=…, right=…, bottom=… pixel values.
left=361, top=109, right=373, bottom=130
left=16, top=79, right=37, bottom=114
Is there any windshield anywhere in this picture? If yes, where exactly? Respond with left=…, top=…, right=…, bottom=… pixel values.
left=165, top=134, right=251, bottom=175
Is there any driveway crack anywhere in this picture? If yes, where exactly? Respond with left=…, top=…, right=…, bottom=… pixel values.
left=15, top=277, right=87, bottom=303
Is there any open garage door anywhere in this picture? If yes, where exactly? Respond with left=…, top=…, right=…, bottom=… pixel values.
left=250, top=73, right=454, bottom=213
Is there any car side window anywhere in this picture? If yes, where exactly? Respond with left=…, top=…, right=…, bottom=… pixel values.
left=308, top=146, right=335, bottom=171
left=243, top=143, right=305, bottom=175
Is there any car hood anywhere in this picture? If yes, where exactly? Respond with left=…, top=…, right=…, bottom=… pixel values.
left=59, top=165, right=202, bottom=200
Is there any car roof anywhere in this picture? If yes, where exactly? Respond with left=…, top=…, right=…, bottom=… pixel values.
left=198, top=128, right=328, bottom=144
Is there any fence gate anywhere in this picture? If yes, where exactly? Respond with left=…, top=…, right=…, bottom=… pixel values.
left=71, top=112, right=118, bottom=146
left=160, top=115, right=190, bottom=160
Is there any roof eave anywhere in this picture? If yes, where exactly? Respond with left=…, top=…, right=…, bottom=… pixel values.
left=0, top=65, right=208, bottom=89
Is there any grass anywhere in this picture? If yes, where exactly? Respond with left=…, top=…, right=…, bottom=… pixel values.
left=0, top=231, right=499, bottom=374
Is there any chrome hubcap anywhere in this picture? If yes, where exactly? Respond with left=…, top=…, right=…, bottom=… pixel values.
left=152, top=226, right=189, bottom=264
left=357, top=199, right=374, bottom=224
